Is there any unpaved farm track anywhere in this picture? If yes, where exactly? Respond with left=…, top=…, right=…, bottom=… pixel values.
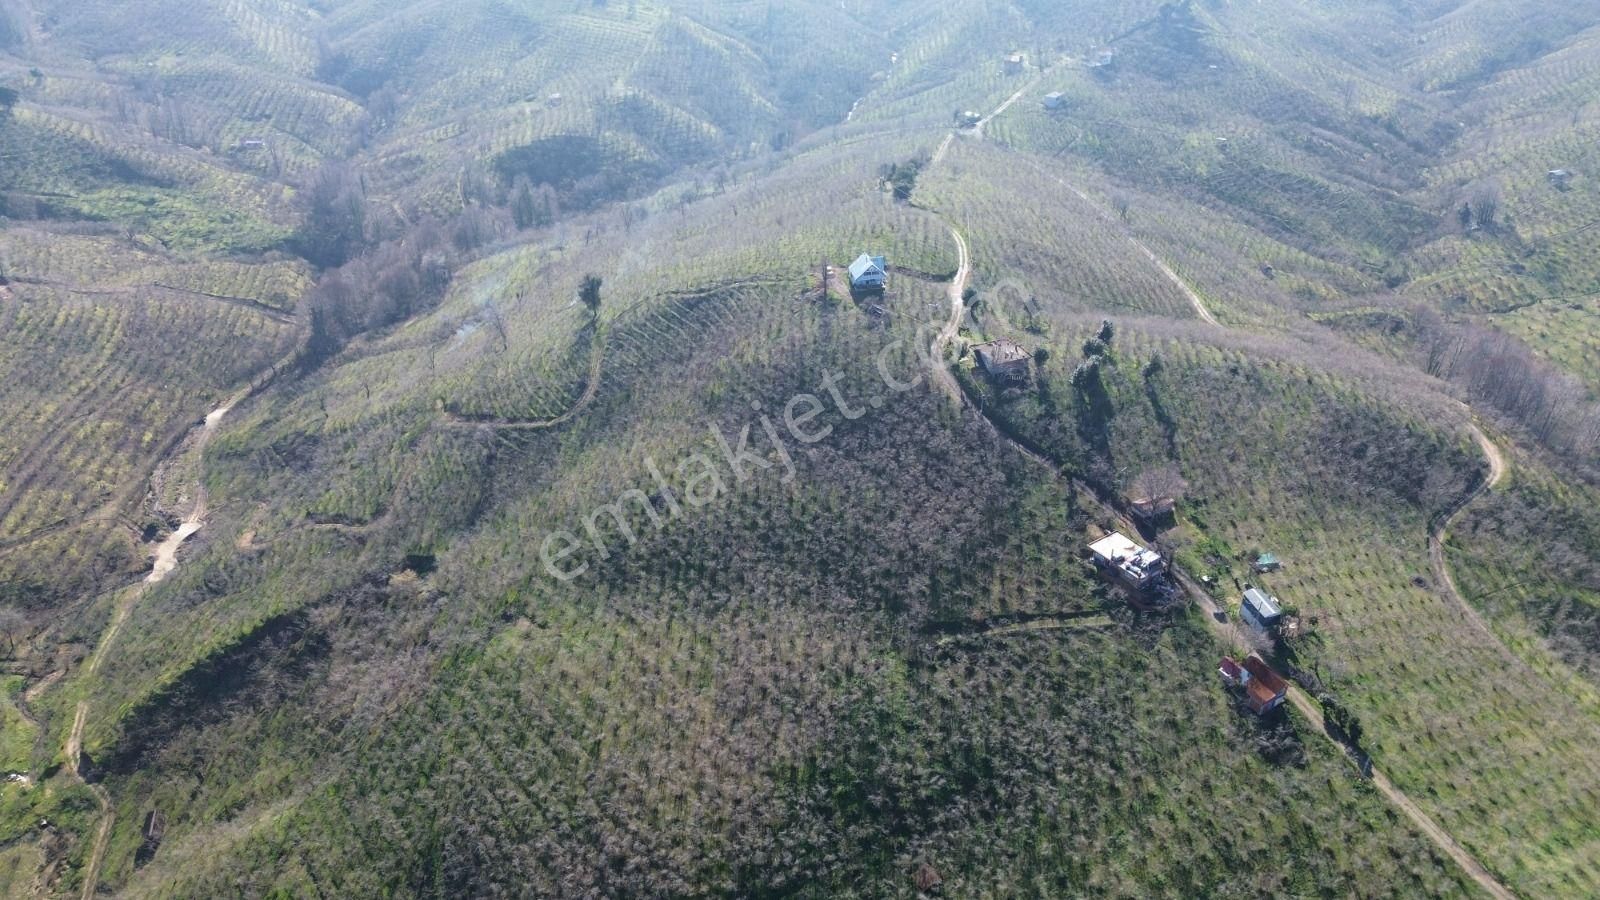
left=442, top=323, right=604, bottom=431
left=924, top=84, right=1518, bottom=899
left=929, top=226, right=973, bottom=404
left=1430, top=420, right=1512, bottom=652
left=65, top=391, right=239, bottom=899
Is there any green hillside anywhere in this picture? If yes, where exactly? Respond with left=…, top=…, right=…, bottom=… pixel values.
left=1, top=0, right=1598, bottom=896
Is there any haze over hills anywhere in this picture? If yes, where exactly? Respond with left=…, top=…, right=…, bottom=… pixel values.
left=0, top=0, right=1597, bottom=896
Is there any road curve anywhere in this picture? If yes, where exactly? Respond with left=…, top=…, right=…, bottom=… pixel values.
left=441, top=323, right=605, bottom=431
left=1429, top=421, right=1513, bottom=652
left=928, top=226, right=973, bottom=404
left=922, top=101, right=1515, bottom=891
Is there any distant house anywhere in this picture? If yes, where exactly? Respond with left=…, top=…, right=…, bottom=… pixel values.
left=1549, top=169, right=1573, bottom=190
left=1089, top=532, right=1165, bottom=590
left=848, top=253, right=888, bottom=291
left=1043, top=92, right=1066, bottom=110
left=957, top=110, right=982, bottom=128
left=1253, top=552, right=1282, bottom=573
left=235, top=138, right=266, bottom=151
left=972, top=338, right=1031, bottom=380
left=1005, top=53, right=1025, bottom=75
left=1241, top=586, right=1283, bottom=630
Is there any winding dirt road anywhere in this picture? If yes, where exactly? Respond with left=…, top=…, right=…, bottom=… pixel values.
left=64, top=393, right=238, bottom=899
left=931, top=77, right=1221, bottom=329
left=929, top=227, right=973, bottom=404
left=1182, top=576, right=1518, bottom=899
left=1011, top=152, right=1221, bottom=326
left=1429, top=420, right=1512, bottom=650
left=442, top=322, right=605, bottom=431
left=921, top=75, right=1516, bottom=899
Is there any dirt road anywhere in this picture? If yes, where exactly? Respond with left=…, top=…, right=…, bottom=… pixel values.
left=1428, top=420, right=1514, bottom=651
left=928, top=226, right=973, bottom=404
left=442, top=323, right=604, bottom=431
left=924, top=217, right=1516, bottom=898
left=972, top=75, right=1039, bottom=140
left=1005, top=153, right=1223, bottom=327
left=931, top=62, right=1048, bottom=166
left=65, top=393, right=238, bottom=899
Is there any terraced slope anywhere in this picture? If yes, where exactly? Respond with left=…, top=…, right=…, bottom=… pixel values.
left=0, top=1, right=1597, bottom=897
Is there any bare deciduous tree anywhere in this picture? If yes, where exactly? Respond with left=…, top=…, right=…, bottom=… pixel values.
left=0, top=605, right=24, bottom=656
left=1130, top=465, right=1187, bottom=503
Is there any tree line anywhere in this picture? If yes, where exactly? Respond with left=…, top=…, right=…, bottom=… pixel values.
left=1415, top=308, right=1600, bottom=476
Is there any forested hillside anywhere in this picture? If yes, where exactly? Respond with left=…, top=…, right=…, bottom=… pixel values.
left=0, top=0, right=1597, bottom=896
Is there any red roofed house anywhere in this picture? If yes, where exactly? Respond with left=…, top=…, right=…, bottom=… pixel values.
left=1220, top=654, right=1287, bottom=714
left=1241, top=655, right=1288, bottom=714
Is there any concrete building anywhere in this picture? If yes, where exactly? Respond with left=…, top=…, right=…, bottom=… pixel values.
left=1088, top=532, right=1165, bottom=590
left=972, top=338, right=1032, bottom=380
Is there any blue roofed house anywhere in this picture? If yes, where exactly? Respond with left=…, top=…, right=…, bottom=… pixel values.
left=849, top=253, right=888, bottom=291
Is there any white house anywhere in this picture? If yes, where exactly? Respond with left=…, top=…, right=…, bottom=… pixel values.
left=1088, top=532, right=1165, bottom=590
left=848, top=253, right=887, bottom=291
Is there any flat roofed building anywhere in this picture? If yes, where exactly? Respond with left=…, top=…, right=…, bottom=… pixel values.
left=972, top=338, right=1032, bottom=380
left=1088, top=532, right=1165, bottom=589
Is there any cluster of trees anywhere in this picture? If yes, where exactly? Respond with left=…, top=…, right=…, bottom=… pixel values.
left=1450, top=480, right=1600, bottom=680
left=295, top=163, right=369, bottom=269
left=303, top=223, right=453, bottom=367
left=1071, top=318, right=1116, bottom=393
left=112, top=82, right=209, bottom=151
left=1416, top=311, right=1600, bottom=471
left=1129, top=464, right=1186, bottom=504
left=509, top=175, right=559, bottom=230
left=1246, top=707, right=1308, bottom=768
left=879, top=156, right=927, bottom=202
left=295, top=151, right=558, bottom=368
left=1458, top=181, right=1501, bottom=233
left=493, top=135, right=659, bottom=213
